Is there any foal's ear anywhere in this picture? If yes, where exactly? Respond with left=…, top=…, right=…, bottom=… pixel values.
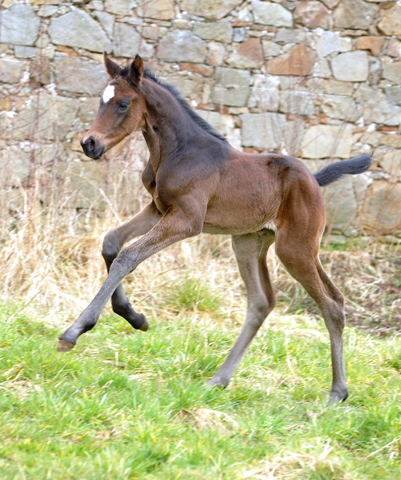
left=104, top=51, right=121, bottom=78
left=129, top=54, right=143, bottom=85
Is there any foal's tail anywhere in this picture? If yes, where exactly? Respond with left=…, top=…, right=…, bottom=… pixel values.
left=313, top=154, right=372, bottom=187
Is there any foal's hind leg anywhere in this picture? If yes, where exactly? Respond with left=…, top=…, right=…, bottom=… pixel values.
left=102, top=202, right=160, bottom=331
left=275, top=230, right=348, bottom=403
left=209, top=230, right=276, bottom=388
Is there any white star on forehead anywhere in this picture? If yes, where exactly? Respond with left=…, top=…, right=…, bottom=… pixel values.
left=102, top=85, right=115, bottom=103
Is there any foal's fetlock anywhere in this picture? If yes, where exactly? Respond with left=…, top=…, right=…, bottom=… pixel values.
left=113, top=302, right=149, bottom=331
left=208, top=375, right=230, bottom=389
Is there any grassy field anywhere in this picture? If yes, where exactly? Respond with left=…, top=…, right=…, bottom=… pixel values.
left=1, top=273, right=401, bottom=479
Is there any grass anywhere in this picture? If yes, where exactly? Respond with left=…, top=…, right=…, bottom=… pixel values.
left=1, top=297, right=401, bottom=479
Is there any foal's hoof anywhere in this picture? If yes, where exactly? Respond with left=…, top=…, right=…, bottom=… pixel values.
left=208, top=377, right=229, bottom=389
left=57, top=339, right=76, bottom=352
left=329, top=390, right=349, bottom=404
left=139, top=316, right=150, bottom=331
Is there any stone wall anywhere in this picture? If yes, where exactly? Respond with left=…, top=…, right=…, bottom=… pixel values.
left=1, top=0, right=401, bottom=236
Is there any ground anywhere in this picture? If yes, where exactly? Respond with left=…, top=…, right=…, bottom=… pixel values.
left=1, top=238, right=401, bottom=479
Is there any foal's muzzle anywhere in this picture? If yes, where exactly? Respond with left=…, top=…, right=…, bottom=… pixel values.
left=81, top=136, right=105, bottom=160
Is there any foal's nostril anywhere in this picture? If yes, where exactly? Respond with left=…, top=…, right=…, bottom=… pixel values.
left=86, top=137, right=96, bottom=152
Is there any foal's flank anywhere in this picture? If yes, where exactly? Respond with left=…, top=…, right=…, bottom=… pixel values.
left=59, top=53, right=372, bottom=403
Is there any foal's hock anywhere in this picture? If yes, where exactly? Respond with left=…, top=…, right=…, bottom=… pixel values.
left=58, top=53, right=372, bottom=403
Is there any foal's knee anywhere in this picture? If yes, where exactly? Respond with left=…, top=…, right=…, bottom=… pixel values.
left=102, top=229, right=120, bottom=264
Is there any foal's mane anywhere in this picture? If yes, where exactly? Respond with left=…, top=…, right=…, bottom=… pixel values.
left=120, top=65, right=228, bottom=143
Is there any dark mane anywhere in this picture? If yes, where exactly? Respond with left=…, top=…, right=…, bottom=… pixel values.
left=121, top=65, right=228, bottom=143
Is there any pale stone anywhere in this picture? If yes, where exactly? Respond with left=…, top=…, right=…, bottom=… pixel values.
left=333, top=0, right=378, bottom=30
left=0, top=146, right=30, bottom=185
left=275, top=28, right=310, bottom=44
left=53, top=55, right=108, bottom=95
left=0, top=4, right=40, bottom=46
left=162, top=75, right=204, bottom=102
left=361, top=181, right=401, bottom=233
left=172, top=19, right=193, bottom=30
left=49, top=10, right=112, bottom=53
left=157, top=30, right=206, bottom=63
left=196, top=110, right=235, bottom=138
left=321, top=80, right=353, bottom=96
left=193, top=22, right=233, bottom=43
left=233, top=28, right=246, bottom=43
left=252, top=0, right=293, bottom=27
left=369, top=57, right=382, bottom=85
left=13, top=94, right=80, bottom=141
left=137, top=0, right=174, bottom=20
left=302, top=124, right=353, bottom=159
left=378, top=5, right=401, bottom=37
left=279, top=90, right=315, bottom=116
left=314, top=30, right=352, bottom=57
left=294, top=1, right=330, bottom=29
left=248, top=75, right=280, bottom=112
left=14, top=46, right=38, bottom=59
left=226, top=38, right=264, bottom=69
left=321, top=95, right=361, bottom=122
left=382, top=60, right=401, bottom=84
left=88, top=0, right=104, bottom=10
left=213, top=68, right=251, bottom=107
left=114, top=23, right=154, bottom=59
left=141, top=25, right=159, bottom=41
left=95, top=12, right=115, bottom=38
left=207, top=42, right=225, bottom=66
left=78, top=97, right=101, bottom=124
left=312, top=57, right=331, bottom=78
left=68, top=161, right=106, bottom=210
left=28, top=0, right=63, bottom=4
left=181, top=0, right=243, bottom=20
left=240, top=112, right=285, bottom=149
left=363, top=100, right=401, bottom=127
left=0, top=58, right=23, bottom=83
left=355, top=84, right=384, bottom=103
left=331, top=51, right=369, bottom=82
left=284, top=119, right=304, bottom=156
left=323, top=174, right=369, bottom=234
left=385, top=86, right=401, bottom=105
left=105, top=0, right=134, bottom=16
left=38, top=5, right=58, bottom=16
left=267, top=44, right=315, bottom=76
left=381, top=151, right=401, bottom=176
left=262, top=40, right=281, bottom=57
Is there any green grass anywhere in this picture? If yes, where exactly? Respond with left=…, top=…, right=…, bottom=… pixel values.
left=1, top=301, right=401, bottom=479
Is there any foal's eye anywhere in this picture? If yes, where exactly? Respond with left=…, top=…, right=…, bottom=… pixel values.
left=117, top=102, right=129, bottom=112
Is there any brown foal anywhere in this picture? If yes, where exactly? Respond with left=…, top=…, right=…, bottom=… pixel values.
left=58, top=53, right=372, bottom=403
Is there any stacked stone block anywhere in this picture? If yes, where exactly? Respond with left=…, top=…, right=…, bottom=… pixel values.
left=0, top=0, right=401, bottom=235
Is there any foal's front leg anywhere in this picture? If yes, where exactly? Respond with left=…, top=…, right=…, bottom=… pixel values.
left=58, top=209, right=202, bottom=351
left=102, top=202, right=161, bottom=331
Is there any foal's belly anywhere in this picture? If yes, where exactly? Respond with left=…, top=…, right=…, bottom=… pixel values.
left=203, top=193, right=278, bottom=235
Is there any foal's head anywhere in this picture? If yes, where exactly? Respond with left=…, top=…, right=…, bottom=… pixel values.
left=81, top=53, right=146, bottom=160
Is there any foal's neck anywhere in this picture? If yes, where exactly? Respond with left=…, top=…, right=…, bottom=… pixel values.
left=141, top=79, right=206, bottom=171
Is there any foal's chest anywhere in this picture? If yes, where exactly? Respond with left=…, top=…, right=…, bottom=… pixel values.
left=141, top=161, right=169, bottom=214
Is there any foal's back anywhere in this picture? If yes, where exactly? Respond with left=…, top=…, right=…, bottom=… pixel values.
left=203, top=148, right=323, bottom=236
